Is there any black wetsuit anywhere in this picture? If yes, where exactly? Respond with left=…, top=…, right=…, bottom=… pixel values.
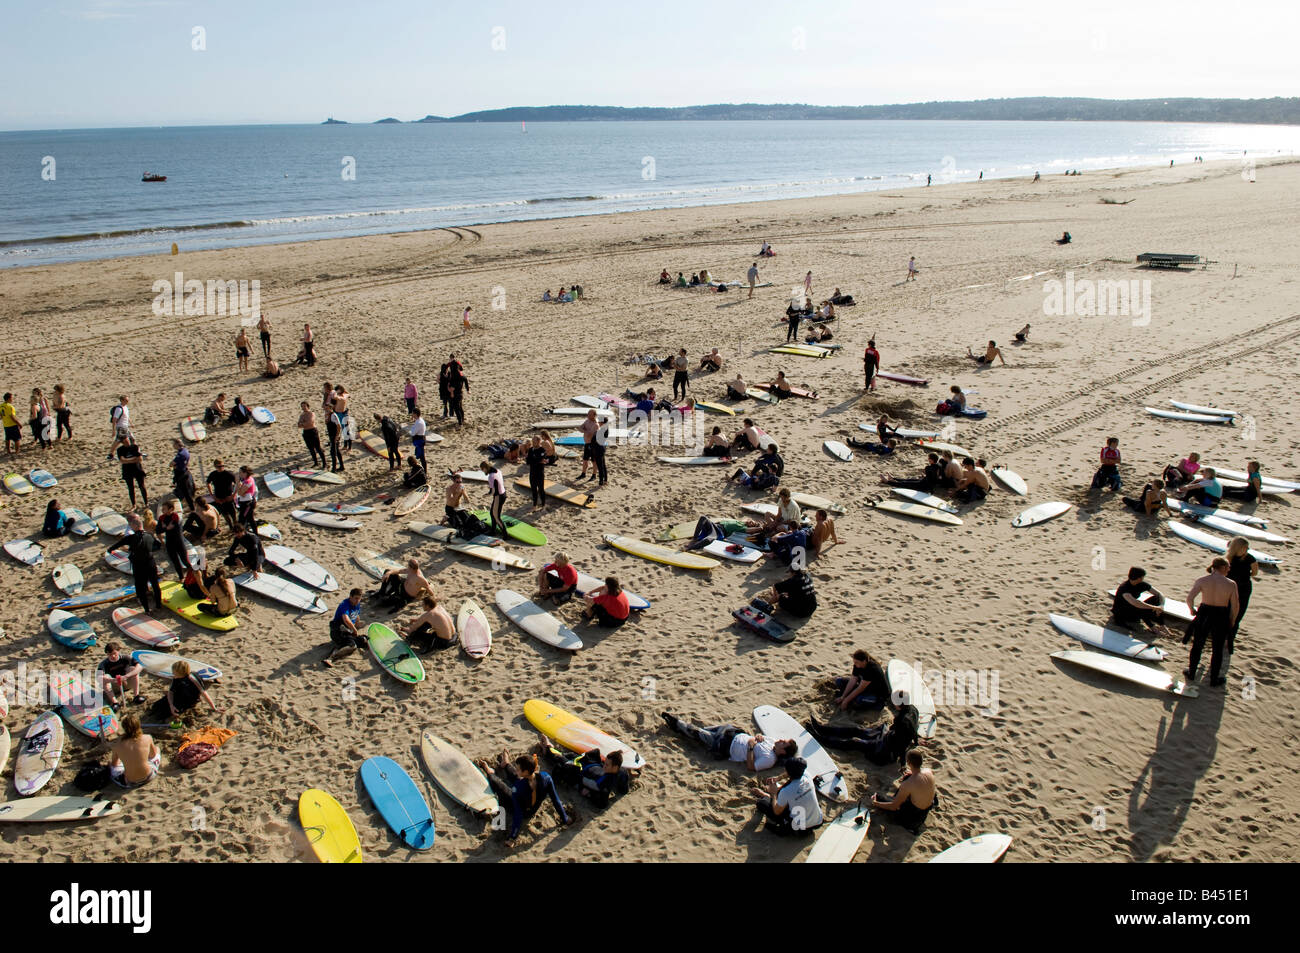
left=525, top=445, right=548, bottom=505
left=886, top=462, right=942, bottom=491
left=1187, top=603, right=1233, bottom=682
left=110, top=531, right=162, bottom=614
left=1227, top=554, right=1255, bottom=643
left=1112, top=579, right=1159, bottom=625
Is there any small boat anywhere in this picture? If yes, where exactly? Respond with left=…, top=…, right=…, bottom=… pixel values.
left=141, top=172, right=167, bottom=182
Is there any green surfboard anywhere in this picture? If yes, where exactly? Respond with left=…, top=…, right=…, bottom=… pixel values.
left=470, top=510, right=547, bottom=546
left=367, top=623, right=425, bottom=684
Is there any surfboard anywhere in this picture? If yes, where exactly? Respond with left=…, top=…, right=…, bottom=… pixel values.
left=571, top=395, right=607, bottom=409
left=748, top=388, right=779, bottom=405
left=789, top=492, right=845, bottom=515
left=132, top=649, right=222, bottom=681
left=90, top=506, right=129, bottom=536
left=469, top=509, right=547, bottom=546
left=64, top=507, right=98, bottom=536
left=251, top=406, right=275, bottom=425
left=305, top=500, right=374, bottom=515
left=876, top=372, right=929, bottom=386
left=14, top=712, right=63, bottom=796
left=806, top=803, right=871, bottom=863
left=233, top=571, right=328, bottom=613
left=446, top=539, right=534, bottom=569
left=367, top=623, right=426, bottom=684
left=656, top=520, right=699, bottom=541
left=51, top=563, right=83, bottom=595
left=159, top=580, right=239, bottom=632
left=48, top=609, right=96, bottom=650
left=929, top=833, right=1013, bottom=863
left=28, top=469, right=57, bottom=489
left=290, top=468, right=346, bottom=485
left=49, top=584, right=135, bottom=611
left=0, top=796, right=122, bottom=824
left=1145, top=407, right=1234, bottom=424
left=360, top=756, right=435, bottom=850
left=1169, top=400, right=1237, bottom=417
left=263, top=470, right=294, bottom=498
left=573, top=572, right=650, bottom=611
left=112, top=606, right=182, bottom=647
left=524, top=699, right=646, bottom=770
left=1207, top=467, right=1300, bottom=491
left=292, top=510, right=362, bottom=530
left=754, top=382, right=819, bottom=400
left=352, top=429, right=386, bottom=457
left=1048, top=613, right=1166, bottom=661
left=495, top=590, right=582, bottom=651
left=5, top=539, right=43, bottom=566
left=731, top=604, right=795, bottom=642
left=513, top=478, right=596, bottom=508
left=353, top=550, right=404, bottom=581
left=886, top=660, right=938, bottom=739
left=457, top=598, right=492, bottom=658
left=180, top=416, right=207, bottom=442
left=298, top=789, right=362, bottom=863
left=918, top=440, right=973, bottom=458
left=0, top=728, right=10, bottom=782
left=51, top=670, right=118, bottom=739
left=1106, top=590, right=1196, bottom=624
left=871, top=499, right=963, bottom=526
left=420, top=730, right=498, bottom=815
left=889, top=489, right=959, bottom=514
left=3, top=473, right=34, bottom=495
left=1051, top=649, right=1198, bottom=697
left=1012, top=501, right=1072, bottom=527
left=991, top=467, right=1028, bottom=495
left=533, top=419, right=587, bottom=430
left=263, top=545, right=338, bottom=590
left=551, top=406, right=613, bottom=418
left=657, top=455, right=730, bottom=465
left=753, top=705, right=849, bottom=802
left=860, top=424, right=941, bottom=439
left=1193, top=514, right=1288, bottom=543
left=824, top=440, right=853, bottom=462
left=699, top=539, right=763, bottom=563
left=1164, top=498, right=1266, bottom=527
left=256, top=521, right=283, bottom=541
left=769, top=345, right=830, bottom=358
left=1168, top=521, right=1280, bottom=564
left=694, top=401, right=736, bottom=416
left=602, top=534, right=720, bottom=570
left=394, top=485, right=431, bottom=517
left=104, top=549, right=164, bottom=576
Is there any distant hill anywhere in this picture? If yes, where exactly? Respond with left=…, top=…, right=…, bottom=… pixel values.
left=321, top=117, right=347, bottom=124
left=394, top=98, right=1300, bottom=125
left=374, top=117, right=403, bottom=124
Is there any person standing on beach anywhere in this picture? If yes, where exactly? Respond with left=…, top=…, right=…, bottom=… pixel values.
left=0, top=393, right=19, bottom=456
left=301, top=323, right=316, bottom=366
left=206, top=458, right=239, bottom=532
left=525, top=435, right=548, bottom=508
left=786, top=304, right=802, bottom=343
left=107, top=395, right=131, bottom=459
left=116, top=435, right=148, bottom=508
left=52, top=384, right=71, bottom=441
left=803, top=271, right=813, bottom=298
left=29, top=389, right=52, bottom=450
left=257, top=312, right=272, bottom=359
left=672, top=348, right=690, bottom=402
left=298, top=401, right=326, bottom=468
left=448, top=373, right=467, bottom=427
left=408, top=409, right=427, bottom=471
left=107, top=513, right=162, bottom=615
left=403, top=376, right=418, bottom=415
left=747, top=262, right=759, bottom=299
left=234, top=327, right=251, bottom=372
left=1184, top=558, right=1239, bottom=687
left=462, top=306, right=472, bottom=334
left=332, top=385, right=352, bottom=451
left=438, top=360, right=452, bottom=419
left=170, top=438, right=196, bottom=511
left=863, top=340, right=880, bottom=391
left=906, top=257, right=918, bottom=282
left=235, top=465, right=258, bottom=527
left=578, top=409, right=600, bottom=480
left=481, top=461, right=508, bottom=537
left=375, top=412, right=401, bottom=470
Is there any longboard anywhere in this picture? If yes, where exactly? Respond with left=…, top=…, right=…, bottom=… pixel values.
left=513, top=477, right=596, bottom=508
left=871, top=499, right=962, bottom=526
left=886, top=659, right=938, bottom=739
left=1051, top=648, right=1198, bottom=697
left=1048, top=613, right=1166, bottom=661
left=495, top=590, right=582, bottom=651
left=290, top=469, right=345, bottom=485
left=112, top=606, right=182, bottom=647
left=753, top=705, right=849, bottom=802
left=573, top=572, right=650, bottom=611
left=420, top=730, right=498, bottom=816
left=233, top=571, right=328, bottom=613
left=602, top=534, right=719, bottom=570
left=523, top=699, right=646, bottom=770
left=1145, top=407, right=1234, bottom=425
left=0, top=795, right=122, bottom=823
left=1168, top=521, right=1280, bottom=565
left=889, top=489, right=959, bottom=513
left=929, top=833, right=1013, bottom=863
left=469, top=509, right=546, bottom=546
left=806, top=803, right=871, bottom=863
left=353, top=550, right=404, bottom=581
left=291, top=510, right=362, bottom=530
left=263, top=545, right=338, bottom=590
left=160, top=580, right=239, bottom=631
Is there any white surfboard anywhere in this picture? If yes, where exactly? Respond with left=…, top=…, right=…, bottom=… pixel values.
left=551, top=407, right=613, bottom=418
left=1164, top=499, right=1266, bottom=527
left=1207, top=467, right=1300, bottom=491
left=886, top=660, right=938, bottom=739
left=89, top=506, right=129, bottom=536
left=1193, top=514, right=1288, bottom=543
left=291, top=510, right=361, bottom=530
left=255, top=521, right=282, bottom=541
left=573, top=571, right=650, bottom=611
left=1051, top=649, right=1198, bottom=697
left=64, top=508, right=98, bottom=536
left=0, top=796, right=122, bottom=823
left=889, top=489, right=959, bottom=513
left=928, top=833, right=1013, bottom=864
left=872, top=499, right=963, bottom=526
left=1169, top=400, right=1237, bottom=417
left=1012, top=501, right=1071, bottom=527
left=1216, top=478, right=1290, bottom=497
left=824, top=440, right=853, bottom=462
left=1048, top=613, right=1167, bottom=661
left=394, top=485, right=431, bottom=516
left=789, top=492, right=845, bottom=515
left=919, top=440, right=973, bottom=457
left=251, top=407, right=275, bottom=425
left=14, top=712, right=63, bottom=796
left=1145, top=407, right=1234, bottom=424
left=4, top=539, right=43, bottom=566
left=699, top=539, right=763, bottom=564
left=263, top=545, right=338, bottom=590
left=806, top=804, right=871, bottom=863
left=263, top=471, right=294, bottom=498
left=991, top=467, right=1028, bottom=495
left=1106, top=590, right=1195, bottom=624
left=133, top=650, right=222, bottom=681
left=657, top=456, right=730, bottom=465
left=495, top=589, right=582, bottom=651
left=353, top=550, right=404, bottom=581
left=1168, top=521, right=1280, bottom=564
left=753, top=705, right=849, bottom=802
left=534, top=419, right=587, bottom=430
left=232, top=571, right=328, bottom=613
left=457, top=599, right=492, bottom=658
left=51, top=564, right=84, bottom=595
left=571, top=395, right=607, bottom=409
left=860, top=424, right=940, bottom=439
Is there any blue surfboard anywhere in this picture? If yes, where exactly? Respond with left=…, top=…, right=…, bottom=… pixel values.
left=360, top=756, right=435, bottom=851
left=48, top=584, right=137, bottom=610
left=555, top=435, right=585, bottom=446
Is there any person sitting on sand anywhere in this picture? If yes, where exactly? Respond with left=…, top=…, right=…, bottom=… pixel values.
left=323, top=588, right=367, bottom=668
left=536, top=552, right=578, bottom=604
left=1111, top=567, right=1174, bottom=635
left=476, top=750, right=574, bottom=848
left=728, top=442, right=783, bottom=490
left=1090, top=437, right=1122, bottom=492
left=808, top=697, right=920, bottom=767
left=580, top=576, right=630, bottom=628
left=699, top=269, right=711, bottom=284
left=954, top=457, right=991, bottom=503
left=542, top=290, right=552, bottom=302
left=42, top=499, right=77, bottom=538
left=1123, top=479, right=1175, bottom=517
left=402, top=593, right=457, bottom=653
left=109, top=714, right=161, bottom=789
left=263, top=357, right=282, bottom=378
left=873, top=415, right=902, bottom=443
left=223, top=522, right=264, bottom=574
left=442, top=472, right=469, bottom=524
left=557, top=288, right=571, bottom=303
left=807, top=509, right=841, bottom=557
left=1179, top=468, right=1223, bottom=506
left=755, top=567, right=817, bottom=618
left=1056, top=231, right=1072, bottom=245
left=658, top=270, right=671, bottom=285
left=150, top=659, right=224, bottom=722
left=831, top=650, right=889, bottom=711
left=829, top=288, right=855, bottom=305
left=872, top=749, right=937, bottom=832
left=882, top=452, right=943, bottom=491
left=205, top=393, right=227, bottom=425
left=403, top=454, right=428, bottom=489
left=806, top=324, right=833, bottom=343
left=196, top=566, right=237, bottom=619
left=689, top=273, right=701, bottom=286
left=661, top=712, right=797, bottom=771
left=374, top=557, right=430, bottom=612
left=817, top=301, right=836, bottom=321
left=699, top=348, right=723, bottom=372
left=967, top=341, right=1006, bottom=366
left=758, top=488, right=802, bottom=537
left=730, top=418, right=761, bottom=452
left=1013, top=323, right=1030, bottom=343
left=675, top=272, right=687, bottom=287
left=726, top=375, right=748, bottom=401
left=765, top=372, right=794, bottom=400
left=936, top=386, right=968, bottom=415
left=538, top=742, right=634, bottom=811
left=100, top=641, right=145, bottom=707
left=1162, top=452, right=1200, bottom=489
left=1221, top=461, right=1263, bottom=502
left=702, top=426, right=732, bottom=458
left=936, top=451, right=962, bottom=489
left=753, top=756, right=823, bottom=836
left=642, top=361, right=663, bottom=381
left=228, top=396, right=252, bottom=425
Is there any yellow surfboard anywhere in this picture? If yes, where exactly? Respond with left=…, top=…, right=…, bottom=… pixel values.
left=160, top=580, right=239, bottom=632
left=513, top=478, right=596, bottom=508
left=602, top=534, right=719, bottom=570
left=523, top=699, right=646, bottom=770
left=298, top=788, right=362, bottom=863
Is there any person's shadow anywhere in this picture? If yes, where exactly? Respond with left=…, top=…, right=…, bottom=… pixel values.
left=1126, top=686, right=1226, bottom=860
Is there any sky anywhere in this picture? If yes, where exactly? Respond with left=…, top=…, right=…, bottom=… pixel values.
left=0, top=0, right=1296, bottom=130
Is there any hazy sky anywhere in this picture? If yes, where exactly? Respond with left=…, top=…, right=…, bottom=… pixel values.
left=1, top=0, right=1295, bottom=129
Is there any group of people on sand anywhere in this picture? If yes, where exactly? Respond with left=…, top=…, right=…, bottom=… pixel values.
left=1, top=385, right=70, bottom=454
left=541, top=285, right=581, bottom=303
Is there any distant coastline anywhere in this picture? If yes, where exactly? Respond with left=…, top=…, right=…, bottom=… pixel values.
left=320, top=96, right=1300, bottom=126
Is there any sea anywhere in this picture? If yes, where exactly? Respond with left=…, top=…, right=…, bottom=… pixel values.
left=2, top=119, right=1298, bottom=268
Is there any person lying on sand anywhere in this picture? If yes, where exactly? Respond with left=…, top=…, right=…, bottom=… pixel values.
left=967, top=341, right=1006, bottom=366
left=808, top=699, right=920, bottom=767
left=881, top=452, right=943, bottom=491
left=848, top=437, right=897, bottom=455
left=660, top=712, right=798, bottom=771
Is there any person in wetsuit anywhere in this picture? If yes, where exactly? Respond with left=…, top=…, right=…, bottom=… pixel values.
left=807, top=697, right=919, bottom=766
left=1221, top=461, right=1263, bottom=502
left=540, top=744, right=634, bottom=811
left=107, top=514, right=162, bottom=614
left=1123, top=479, right=1174, bottom=517
left=883, top=452, right=943, bottom=491
left=1184, top=557, right=1240, bottom=687
left=831, top=650, right=889, bottom=711
left=1111, top=566, right=1173, bottom=634
left=476, top=752, right=574, bottom=848
left=223, top=522, right=264, bottom=574
left=1224, top=537, right=1258, bottom=669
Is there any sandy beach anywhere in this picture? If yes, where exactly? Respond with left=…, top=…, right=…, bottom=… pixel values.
left=1, top=156, right=1297, bottom=863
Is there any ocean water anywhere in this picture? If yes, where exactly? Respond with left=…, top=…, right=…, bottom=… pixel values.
left=2, top=119, right=1298, bottom=268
